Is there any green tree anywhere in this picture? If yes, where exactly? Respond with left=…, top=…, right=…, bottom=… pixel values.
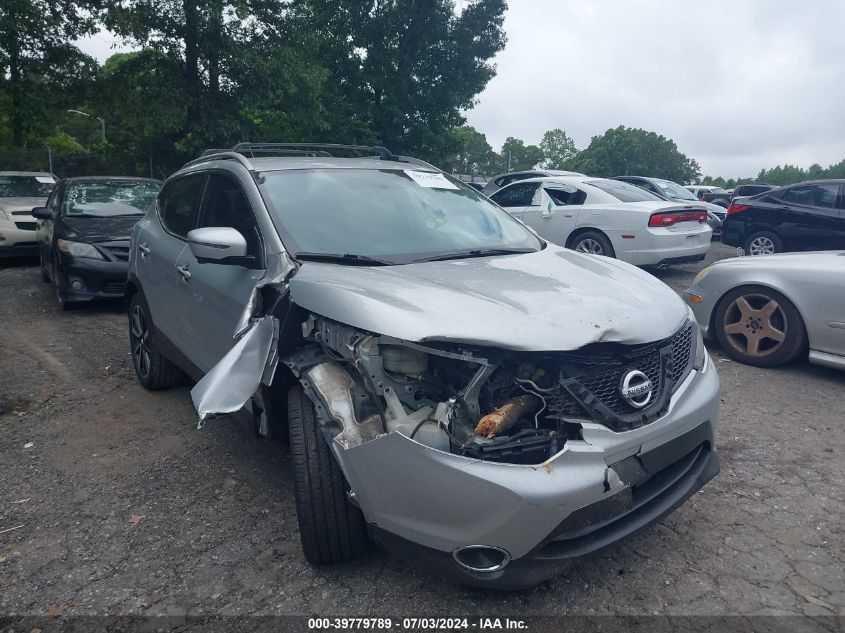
left=570, top=126, right=700, bottom=183
left=501, top=137, right=543, bottom=172
left=43, top=130, right=84, bottom=152
left=0, top=0, right=100, bottom=145
left=445, top=125, right=498, bottom=175
left=539, top=128, right=577, bottom=170
left=301, top=0, right=507, bottom=162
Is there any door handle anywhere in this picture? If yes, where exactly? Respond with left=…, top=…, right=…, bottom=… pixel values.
left=138, top=243, right=150, bottom=257
left=176, top=264, right=191, bottom=281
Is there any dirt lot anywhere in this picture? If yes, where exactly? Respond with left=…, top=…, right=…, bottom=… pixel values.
left=1, top=243, right=843, bottom=620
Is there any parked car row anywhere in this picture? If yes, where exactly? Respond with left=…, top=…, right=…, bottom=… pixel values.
left=5, top=146, right=843, bottom=591
left=686, top=182, right=778, bottom=208
left=488, top=175, right=712, bottom=266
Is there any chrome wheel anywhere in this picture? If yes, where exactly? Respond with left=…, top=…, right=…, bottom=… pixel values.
left=130, top=304, right=152, bottom=380
left=722, top=293, right=787, bottom=358
left=748, top=235, right=775, bottom=255
left=575, top=238, right=604, bottom=255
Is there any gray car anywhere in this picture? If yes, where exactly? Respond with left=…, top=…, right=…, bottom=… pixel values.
left=127, top=143, right=719, bottom=589
left=684, top=251, right=845, bottom=370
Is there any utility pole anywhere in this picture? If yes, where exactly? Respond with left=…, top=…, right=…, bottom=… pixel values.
left=45, top=145, right=53, bottom=174
left=67, top=109, right=106, bottom=144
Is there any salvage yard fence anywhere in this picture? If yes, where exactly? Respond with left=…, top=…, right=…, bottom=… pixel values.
left=0, top=148, right=165, bottom=180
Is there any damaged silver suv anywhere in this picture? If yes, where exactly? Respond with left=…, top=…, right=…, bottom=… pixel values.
left=126, top=143, right=719, bottom=589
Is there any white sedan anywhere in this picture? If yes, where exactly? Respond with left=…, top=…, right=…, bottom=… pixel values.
left=489, top=176, right=712, bottom=267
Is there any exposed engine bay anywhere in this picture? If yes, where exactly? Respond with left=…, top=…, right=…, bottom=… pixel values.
left=281, top=316, right=695, bottom=465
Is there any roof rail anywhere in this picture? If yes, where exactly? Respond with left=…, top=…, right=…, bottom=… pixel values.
left=184, top=143, right=441, bottom=172
left=181, top=151, right=255, bottom=171
left=230, top=142, right=396, bottom=161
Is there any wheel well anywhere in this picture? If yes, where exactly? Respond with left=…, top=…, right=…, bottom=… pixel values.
left=124, top=279, right=140, bottom=309
left=261, top=362, right=299, bottom=440
left=565, top=226, right=611, bottom=249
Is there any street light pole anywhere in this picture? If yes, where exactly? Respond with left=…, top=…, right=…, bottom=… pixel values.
left=67, top=109, right=106, bottom=144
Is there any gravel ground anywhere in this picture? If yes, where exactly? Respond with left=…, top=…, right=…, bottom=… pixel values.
left=1, top=243, right=843, bottom=621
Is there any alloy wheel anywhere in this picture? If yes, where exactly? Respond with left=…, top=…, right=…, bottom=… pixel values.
left=575, top=238, right=604, bottom=255
left=748, top=236, right=775, bottom=255
left=130, top=304, right=152, bottom=379
left=722, top=293, right=787, bottom=357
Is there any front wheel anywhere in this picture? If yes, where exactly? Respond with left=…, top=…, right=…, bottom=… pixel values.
left=570, top=231, right=616, bottom=258
left=714, top=286, right=806, bottom=367
left=288, top=384, right=368, bottom=564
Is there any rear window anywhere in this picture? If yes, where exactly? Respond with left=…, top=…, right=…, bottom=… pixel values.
left=0, top=175, right=55, bottom=198
left=586, top=179, right=663, bottom=203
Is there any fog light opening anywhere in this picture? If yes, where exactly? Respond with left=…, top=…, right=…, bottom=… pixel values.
left=452, top=545, right=511, bottom=573
left=69, top=277, right=85, bottom=291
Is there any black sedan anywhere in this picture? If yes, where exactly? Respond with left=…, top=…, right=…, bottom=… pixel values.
left=33, top=177, right=161, bottom=309
left=720, top=179, right=845, bottom=255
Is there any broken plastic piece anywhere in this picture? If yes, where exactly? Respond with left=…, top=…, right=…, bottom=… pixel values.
left=191, top=316, right=279, bottom=427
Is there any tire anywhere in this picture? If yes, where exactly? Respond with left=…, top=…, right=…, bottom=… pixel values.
left=54, top=274, right=75, bottom=311
left=570, top=230, right=616, bottom=258
left=128, top=292, right=183, bottom=389
left=288, top=384, right=368, bottom=564
left=744, top=231, right=782, bottom=256
left=40, top=257, right=50, bottom=283
left=714, top=285, right=806, bottom=367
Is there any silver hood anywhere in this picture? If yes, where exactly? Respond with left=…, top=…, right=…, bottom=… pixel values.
left=0, top=196, right=47, bottom=213
left=289, top=245, right=688, bottom=351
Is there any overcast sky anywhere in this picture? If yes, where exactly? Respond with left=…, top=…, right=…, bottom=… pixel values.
left=465, top=0, right=845, bottom=177
left=78, top=0, right=845, bottom=178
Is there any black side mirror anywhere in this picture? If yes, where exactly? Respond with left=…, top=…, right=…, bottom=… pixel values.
left=31, top=207, right=53, bottom=220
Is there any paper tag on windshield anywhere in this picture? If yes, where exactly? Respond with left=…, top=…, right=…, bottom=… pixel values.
left=36, top=176, right=55, bottom=184
left=404, top=170, right=458, bottom=190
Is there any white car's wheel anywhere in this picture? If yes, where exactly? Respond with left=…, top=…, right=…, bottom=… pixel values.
left=570, top=231, right=615, bottom=258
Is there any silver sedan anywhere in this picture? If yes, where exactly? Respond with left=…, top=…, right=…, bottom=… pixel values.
left=684, top=251, right=845, bottom=369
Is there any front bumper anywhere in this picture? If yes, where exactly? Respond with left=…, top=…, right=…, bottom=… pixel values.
left=332, top=359, right=720, bottom=589
left=56, top=254, right=129, bottom=302
left=0, top=223, right=38, bottom=257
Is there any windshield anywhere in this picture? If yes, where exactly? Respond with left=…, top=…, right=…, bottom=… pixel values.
left=0, top=175, right=55, bottom=198
left=64, top=180, right=161, bottom=217
left=260, top=168, right=542, bottom=264
left=654, top=179, right=698, bottom=201
left=587, top=179, right=663, bottom=203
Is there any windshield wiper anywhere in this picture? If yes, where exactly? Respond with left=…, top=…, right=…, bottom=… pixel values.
left=293, top=251, right=395, bottom=266
left=413, top=247, right=537, bottom=263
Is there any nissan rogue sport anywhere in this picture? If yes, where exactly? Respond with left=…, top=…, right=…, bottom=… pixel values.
left=126, top=143, right=720, bottom=589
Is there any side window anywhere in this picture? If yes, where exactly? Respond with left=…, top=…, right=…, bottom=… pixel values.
left=490, top=182, right=541, bottom=207
left=781, top=184, right=839, bottom=209
left=197, top=174, right=262, bottom=259
left=546, top=187, right=587, bottom=206
left=159, top=175, right=206, bottom=238
left=46, top=187, right=60, bottom=214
